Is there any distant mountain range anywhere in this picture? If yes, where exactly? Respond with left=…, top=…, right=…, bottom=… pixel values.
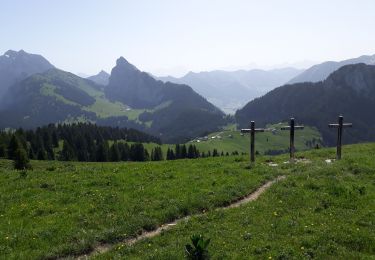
left=236, top=63, right=375, bottom=145
left=0, top=50, right=226, bottom=143
left=288, top=54, right=375, bottom=84
left=158, top=68, right=303, bottom=114
left=2, top=49, right=375, bottom=145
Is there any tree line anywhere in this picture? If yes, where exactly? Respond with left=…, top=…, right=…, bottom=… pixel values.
left=0, top=123, right=237, bottom=169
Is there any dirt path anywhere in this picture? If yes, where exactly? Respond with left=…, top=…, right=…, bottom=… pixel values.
left=74, top=175, right=286, bottom=259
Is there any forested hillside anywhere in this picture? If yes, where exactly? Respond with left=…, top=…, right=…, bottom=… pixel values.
left=236, top=63, right=375, bottom=145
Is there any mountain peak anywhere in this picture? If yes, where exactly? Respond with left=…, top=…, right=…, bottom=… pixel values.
left=115, top=56, right=138, bottom=71
left=87, top=70, right=110, bottom=86
left=4, top=49, right=27, bottom=57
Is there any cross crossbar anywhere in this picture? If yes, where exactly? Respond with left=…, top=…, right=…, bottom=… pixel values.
left=328, top=123, right=352, bottom=128
left=280, top=126, right=304, bottom=130
left=241, top=128, right=266, bottom=133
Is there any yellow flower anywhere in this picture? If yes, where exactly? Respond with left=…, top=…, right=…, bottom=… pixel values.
left=5, top=236, right=9, bottom=240
left=301, top=246, right=304, bottom=250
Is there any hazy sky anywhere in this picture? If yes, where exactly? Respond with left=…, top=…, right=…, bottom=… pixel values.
left=1, top=0, right=375, bottom=76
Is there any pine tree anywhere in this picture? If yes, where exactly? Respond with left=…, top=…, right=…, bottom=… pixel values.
left=193, top=145, right=200, bottom=158
left=60, top=140, right=76, bottom=161
left=181, top=144, right=187, bottom=159
left=212, top=149, right=219, bottom=157
left=166, top=148, right=175, bottom=160
left=0, top=144, right=6, bottom=158
left=7, top=135, right=20, bottom=159
left=187, top=144, right=194, bottom=159
left=144, top=148, right=150, bottom=161
left=14, top=147, right=31, bottom=170
left=118, top=142, right=130, bottom=161
left=175, top=144, right=181, bottom=159
left=96, top=141, right=109, bottom=162
left=110, top=142, right=121, bottom=161
left=151, top=146, right=163, bottom=161
left=130, top=143, right=147, bottom=161
left=52, top=132, right=59, bottom=147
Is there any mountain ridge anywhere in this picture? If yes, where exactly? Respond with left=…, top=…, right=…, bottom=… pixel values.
left=0, top=49, right=54, bottom=98
left=0, top=52, right=226, bottom=143
left=158, top=67, right=303, bottom=113
left=288, top=54, right=375, bottom=84
left=236, top=63, right=375, bottom=145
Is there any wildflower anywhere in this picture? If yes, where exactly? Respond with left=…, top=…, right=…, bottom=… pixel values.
left=273, top=212, right=278, bottom=216
left=301, top=246, right=304, bottom=250
left=5, top=236, right=9, bottom=240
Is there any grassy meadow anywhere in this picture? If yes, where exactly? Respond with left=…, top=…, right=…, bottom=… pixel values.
left=97, top=143, right=375, bottom=259
left=118, top=123, right=323, bottom=157
left=0, top=155, right=281, bottom=259
left=0, top=143, right=374, bottom=259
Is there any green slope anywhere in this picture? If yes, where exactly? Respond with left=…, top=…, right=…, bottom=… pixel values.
left=98, top=143, right=375, bottom=259
left=0, top=156, right=280, bottom=259
left=129, top=123, right=322, bottom=155
left=192, top=123, right=322, bottom=154
left=1, top=144, right=374, bottom=259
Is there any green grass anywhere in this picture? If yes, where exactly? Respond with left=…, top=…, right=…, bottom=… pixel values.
left=1, top=144, right=374, bottom=259
left=125, top=123, right=322, bottom=156
left=0, top=156, right=280, bottom=259
left=107, top=123, right=322, bottom=157
left=40, top=83, right=78, bottom=106
left=192, top=123, right=322, bottom=154
left=97, top=143, right=375, bottom=259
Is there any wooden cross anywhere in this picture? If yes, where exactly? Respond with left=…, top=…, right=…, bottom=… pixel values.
left=280, top=118, right=304, bottom=161
left=328, top=115, right=352, bottom=160
left=241, top=121, right=266, bottom=162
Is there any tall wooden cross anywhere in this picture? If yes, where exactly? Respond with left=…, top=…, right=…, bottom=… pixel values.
left=328, top=115, right=352, bottom=160
left=241, top=121, right=266, bottom=162
left=280, top=118, right=304, bottom=161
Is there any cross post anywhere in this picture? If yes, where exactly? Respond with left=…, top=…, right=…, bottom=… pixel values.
left=280, top=118, right=304, bottom=161
left=241, top=121, right=266, bottom=163
left=328, top=115, right=352, bottom=160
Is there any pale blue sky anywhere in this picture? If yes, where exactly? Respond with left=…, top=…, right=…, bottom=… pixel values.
left=1, top=0, right=374, bottom=76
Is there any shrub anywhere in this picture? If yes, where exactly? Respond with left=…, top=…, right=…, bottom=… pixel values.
left=185, top=234, right=210, bottom=260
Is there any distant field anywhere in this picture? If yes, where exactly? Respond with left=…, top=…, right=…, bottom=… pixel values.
left=192, top=123, right=322, bottom=154
left=125, top=123, right=323, bottom=156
